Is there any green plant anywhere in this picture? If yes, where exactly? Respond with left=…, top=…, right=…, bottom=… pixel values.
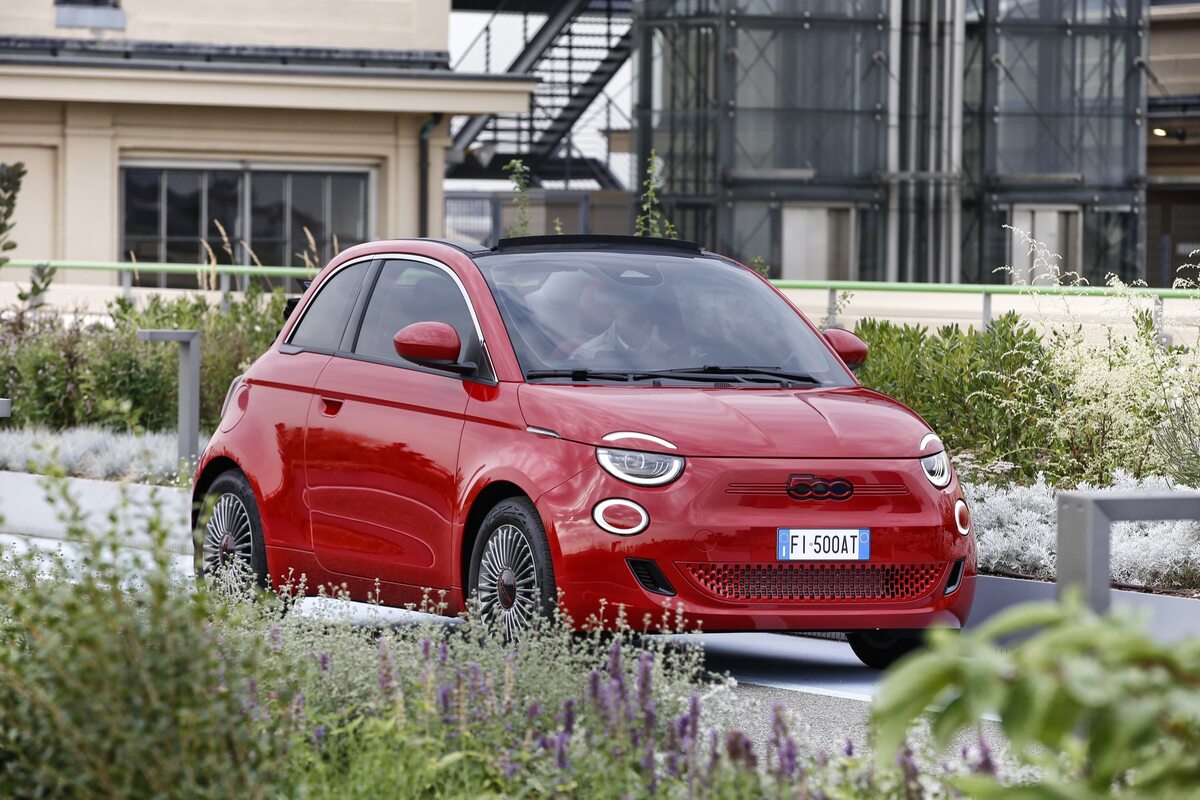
left=1156, top=391, right=1200, bottom=488
left=635, top=149, right=677, bottom=239
left=874, top=598, right=1200, bottom=798
left=747, top=256, right=771, bottom=278
left=0, top=162, right=25, bottom=270
left=854, top=313, right=1058, bottom=484
left=0, top=478, right=296, bottom=798
left=503, top=158, right=532, bottom=237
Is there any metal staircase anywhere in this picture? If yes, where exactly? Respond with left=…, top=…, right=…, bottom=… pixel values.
left=448, top=0, right=633, bottom=189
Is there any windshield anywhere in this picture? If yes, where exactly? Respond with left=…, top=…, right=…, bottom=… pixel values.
left=474, top=249, right=854, bottom=387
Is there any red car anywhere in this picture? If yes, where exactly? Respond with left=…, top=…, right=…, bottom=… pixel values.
left=192, top=236, right=975, bottom=668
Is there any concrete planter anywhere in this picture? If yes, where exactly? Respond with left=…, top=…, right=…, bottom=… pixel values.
left=0, top=470, right=191, bottom=554
left=971, top=574, right=1200, bottom=643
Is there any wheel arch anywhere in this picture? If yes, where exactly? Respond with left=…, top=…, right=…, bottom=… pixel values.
left=459, top=480, right=532, bottom=604
left=191, top=455, right=244, bottom=528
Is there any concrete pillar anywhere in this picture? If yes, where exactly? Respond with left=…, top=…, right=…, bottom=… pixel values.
left=61, top=104, right=117, bottom=278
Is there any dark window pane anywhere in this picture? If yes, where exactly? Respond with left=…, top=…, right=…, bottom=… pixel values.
left=291, top=173, right=326, bottom=263
left=123, top=169, right=160, bottom=238
left=165, top=171, right=201, bottom=239
left=207, top=170, right=243, bottom=244
left=290, top=261, right=368, bottom=351
left=123, top=237, right=160, bottom=265
left=330, top=174, right=366, bottom=247
left=251, top=172, right=287, bottom=242
left=165, top=239, right=201, bottom=265
left=250, top=239, right=286, bottom=269
left=354, top=261, right=477, bottom=364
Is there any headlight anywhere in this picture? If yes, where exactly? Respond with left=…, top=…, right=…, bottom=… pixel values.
left=596, top=447, right=685, bottom=486
left=920, top=450, right=952, bottom=488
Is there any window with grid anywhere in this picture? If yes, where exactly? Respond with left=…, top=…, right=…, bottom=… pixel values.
left=121, top=166, right=370, bottom=289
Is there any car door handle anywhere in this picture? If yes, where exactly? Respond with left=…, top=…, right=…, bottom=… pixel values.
left=319, top=397, right=344, bottom=416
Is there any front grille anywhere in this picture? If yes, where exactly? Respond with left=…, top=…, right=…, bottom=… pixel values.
left=725, top=483, right=909, bottom=497
left=678, top=561, right=945, bottom=602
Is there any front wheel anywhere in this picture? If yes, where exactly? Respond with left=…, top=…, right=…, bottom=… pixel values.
left=846, top=630, right=925, bottom=670
left=468, top=497, right=557, bottom=641
left=193, top=470, right=268, bottom=590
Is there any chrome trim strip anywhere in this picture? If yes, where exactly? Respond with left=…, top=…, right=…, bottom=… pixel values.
left=286, top=252, right=489, bottom=357
left=592, top=498, right=650, bottom=536
left=526, top=426, right=560, bottom=438
left=920, top=433, right=942, bottom=452
left=601, top=431, right=678, bottom=450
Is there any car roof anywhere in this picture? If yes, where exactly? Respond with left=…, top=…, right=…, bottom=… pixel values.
left=488, top=234, right=702, bottom=255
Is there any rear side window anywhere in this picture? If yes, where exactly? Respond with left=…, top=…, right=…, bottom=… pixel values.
left=353, top=260, right=480, bottom=365
left=289, top=261, right=368, bottom=351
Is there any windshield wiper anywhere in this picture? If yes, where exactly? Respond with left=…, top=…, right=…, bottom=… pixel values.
left=525, top=369, right=635, bottom=382
left=647, top=365, right=822, bottom=385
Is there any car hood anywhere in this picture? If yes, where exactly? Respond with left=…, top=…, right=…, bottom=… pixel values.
left=517, top=384, right=936, bottom=459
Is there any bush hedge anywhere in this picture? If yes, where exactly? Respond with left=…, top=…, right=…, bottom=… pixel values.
left=0, top=290, right=284, bottom=433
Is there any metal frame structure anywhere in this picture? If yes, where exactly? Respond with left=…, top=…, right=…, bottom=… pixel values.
left=1057, top=491, right=1200, bottom=613
left=136, top=330, right=202, bottom=465
left=447, top=0, right=634, bottom=189
left=635, top=0, right=1148, bottom=284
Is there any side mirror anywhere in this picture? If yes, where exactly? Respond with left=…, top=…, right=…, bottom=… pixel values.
left=822, top=328, right=868, bottom=371
left=393, top=322, right=475, bottom=375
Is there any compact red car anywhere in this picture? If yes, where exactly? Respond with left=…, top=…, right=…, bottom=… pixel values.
left=192, top=235, right=975, bottom=668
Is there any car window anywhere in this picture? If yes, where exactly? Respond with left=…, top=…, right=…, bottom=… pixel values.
left=353, top=260, right=480, bottom=366
left=473, top=250, right=853, bottom=387
left=289, top=261, right=368, bottom=351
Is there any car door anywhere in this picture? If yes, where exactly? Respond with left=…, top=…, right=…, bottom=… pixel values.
left=305, top=257, right=485, bottom=593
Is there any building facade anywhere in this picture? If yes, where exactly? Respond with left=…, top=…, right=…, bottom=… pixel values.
left=635, top=0, right=1159, bottom=285
left=0, top=0, right=534, bottom=286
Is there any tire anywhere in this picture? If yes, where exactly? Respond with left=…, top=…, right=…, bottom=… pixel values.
left=193, top=469, right=269, bottom=590
left=846, top=630, right=926, bottom=670
left=468, top=497, right=557, bottom=640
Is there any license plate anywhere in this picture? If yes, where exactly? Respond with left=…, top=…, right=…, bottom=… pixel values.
left=776, top=528, right=870, bottom=561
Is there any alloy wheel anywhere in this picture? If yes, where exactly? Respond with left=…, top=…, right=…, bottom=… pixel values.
left=476, top=523, right=540, bottom=639
left=202, top=492, right=255, bottom=580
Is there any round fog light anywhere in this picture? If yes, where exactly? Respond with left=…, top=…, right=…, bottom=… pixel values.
left=593, top=499, right=649, bottom=536
left=954, top=499, right=971, bottom=536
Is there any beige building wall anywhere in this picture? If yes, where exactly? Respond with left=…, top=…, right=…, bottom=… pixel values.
left=0, top=101, right=459, bottom=279
left=4, top=0, right=449, bottom=53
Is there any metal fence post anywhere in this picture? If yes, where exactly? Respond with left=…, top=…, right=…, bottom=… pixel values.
left=1056, top=493, right=1112, bottom=613
left=120, top=269, right=133, bottom=300
left=826, top=287, right=838, bottom=328
left=137, top=329, right=201, bottom=465
left=981, top=290, right=992, bottom=330
left=0, top=397, right=11, bottom=419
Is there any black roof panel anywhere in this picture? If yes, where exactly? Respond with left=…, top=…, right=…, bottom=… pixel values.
left=492, top=235, right=702, bottom=254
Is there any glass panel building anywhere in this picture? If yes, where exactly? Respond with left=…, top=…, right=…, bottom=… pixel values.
left=635, top=0, right=1147, bottom=284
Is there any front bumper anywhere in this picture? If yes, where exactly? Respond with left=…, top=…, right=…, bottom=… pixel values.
left=537, top=456, right=977, bottom=633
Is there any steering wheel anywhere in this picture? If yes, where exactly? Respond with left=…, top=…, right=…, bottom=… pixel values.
left=662, top=334, right=758, bottom=366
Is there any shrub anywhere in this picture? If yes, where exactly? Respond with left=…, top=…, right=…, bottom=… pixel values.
left=854, top=313, right=1057, bottom=483
left=874, top=598, right=1200, bottom=798
left=0, top=288, right=285, bottom=433
left=0, top=480, right=295, bottom=798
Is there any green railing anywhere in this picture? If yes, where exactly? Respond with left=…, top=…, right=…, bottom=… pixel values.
left=8, top=258, right=1200, bottom=330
